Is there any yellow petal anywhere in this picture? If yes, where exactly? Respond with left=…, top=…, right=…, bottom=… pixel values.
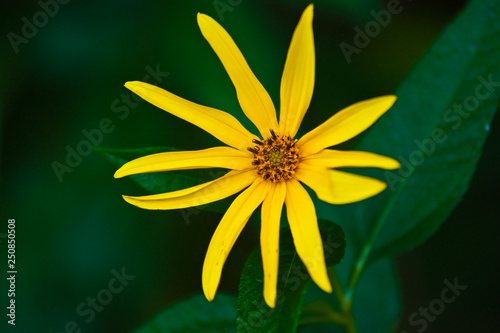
left=197, top=13, right=278, bottom=137
left=122, top=169, right=257, bottom=210
left=285, top=179, right=332, bottom=293
left=296, top=164, right=387, bottom=205
left=298, top=95, right=397, bottom=156
left=279, top=4, right=315, bottom=138
left=302, top=149, right=401, bottom=170
left=203, top=178, right=272, bottom=301
left=261, top=181, right=286, bottom=308
left=114, top=147, right=252, bottom=178
left=125, top=81, right=258, bottom=150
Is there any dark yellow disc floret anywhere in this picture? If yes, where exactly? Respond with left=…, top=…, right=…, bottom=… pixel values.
left=247, top=129, right=300, bottom=182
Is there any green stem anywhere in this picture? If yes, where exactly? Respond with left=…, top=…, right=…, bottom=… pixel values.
left=328, top=186, right=403, bottom=333
left=345, top=187, right=402, bottom=303
left=343, top=310, right=357, bottom=333
left=328, top=268, right=358, bottom=333
left=329, top=267, right=345, bottom=306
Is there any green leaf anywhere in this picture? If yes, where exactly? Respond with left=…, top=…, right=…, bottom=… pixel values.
left=133, top=293, right=237, bottom=333
left=236, top=220, right=346, bottom=333
left=310, top=1, right=500, bottom=331
left=323, top=0, right=500, bottom=261
left=366, top=0, right=500, bottom=259
left=96, top=146, right=234, bottom=214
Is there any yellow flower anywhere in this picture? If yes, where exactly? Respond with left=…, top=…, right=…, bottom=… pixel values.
left=115, top=4, right=400, bottom=308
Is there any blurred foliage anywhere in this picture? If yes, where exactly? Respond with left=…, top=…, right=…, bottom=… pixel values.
left=1, top=0, right=499, bottom=332
left=134, top=293, right=237, bottom=333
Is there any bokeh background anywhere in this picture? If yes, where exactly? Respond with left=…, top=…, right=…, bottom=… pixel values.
left=1, top=0, right=499, bottom=332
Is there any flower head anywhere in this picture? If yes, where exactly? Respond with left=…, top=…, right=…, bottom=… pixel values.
left=115, top=4, right=400, bottom=308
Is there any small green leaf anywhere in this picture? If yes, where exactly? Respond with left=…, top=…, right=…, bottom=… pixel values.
left=133, top=293, right=237, bottom=333
left=236, top=220, right=346, bottom=333
left=96, top=146, right=234, bottom=213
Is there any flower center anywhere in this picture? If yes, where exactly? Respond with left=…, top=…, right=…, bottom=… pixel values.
left=247, top=130, right=300, bottom=182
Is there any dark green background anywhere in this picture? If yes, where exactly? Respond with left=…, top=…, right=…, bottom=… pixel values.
left=1, top=0, right=498, bottom=332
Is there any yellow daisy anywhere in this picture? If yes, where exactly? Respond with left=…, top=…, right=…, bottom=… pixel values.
left=115, top=4, right=400, bottom=308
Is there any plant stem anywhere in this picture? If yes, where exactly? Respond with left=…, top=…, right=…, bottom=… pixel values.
left=329, top=186, right=403, bottom=333
left=328, top=267, right=358, bottom=333
left=343, top=310, right=357, bottom=333
left=345, top=187, right=402, bottom=303
left=329, top=267, right=345, bottom=304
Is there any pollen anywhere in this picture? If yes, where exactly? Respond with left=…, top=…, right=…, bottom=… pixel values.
left=247, top=129, right=300, bottom=182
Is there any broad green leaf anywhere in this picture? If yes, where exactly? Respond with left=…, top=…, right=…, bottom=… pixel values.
left=133, top=293, right=237, bottom=333
left=322, top=0, right=500, bottom=261
left=236, top=220, right=346, bottom=333
left=309, top=1, right=500, bottom=331
left=365, top=0, right=500, bottom=259
left=96, top=146, right=234, bottom=213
